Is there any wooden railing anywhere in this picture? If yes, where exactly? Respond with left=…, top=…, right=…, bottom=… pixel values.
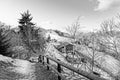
left=38, top=54, right=107, bottom=80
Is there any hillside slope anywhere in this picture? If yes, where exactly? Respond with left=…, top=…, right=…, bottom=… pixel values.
left=0, top=55, right=58, bottom=80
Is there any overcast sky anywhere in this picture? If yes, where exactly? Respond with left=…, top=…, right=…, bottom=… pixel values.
left=0, top=0, right=120, bottom=32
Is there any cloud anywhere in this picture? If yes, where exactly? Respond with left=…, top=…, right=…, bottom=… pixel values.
left=92, top=0, right=120, bottom=11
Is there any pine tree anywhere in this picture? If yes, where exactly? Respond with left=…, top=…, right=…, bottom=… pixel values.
left=18, top=10, right=36, bottom=48
left=18, top=10, right=35, bottom=59
left=0, top=29, right=11, bottom=56
left=18, top=10, right=46, bottom=59
left=18, top=10, right=35, bottom=41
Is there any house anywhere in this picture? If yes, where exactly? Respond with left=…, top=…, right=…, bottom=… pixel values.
left=56, top=42, right=74, bottom=53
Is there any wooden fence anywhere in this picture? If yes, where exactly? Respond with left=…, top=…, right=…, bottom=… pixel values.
left=38, top=54, right=107, bottom=80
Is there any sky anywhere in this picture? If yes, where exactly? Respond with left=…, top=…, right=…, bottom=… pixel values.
left=0, top=0, right=120, bottom=32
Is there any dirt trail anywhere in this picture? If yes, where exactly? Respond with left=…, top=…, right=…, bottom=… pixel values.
left=15, top=61, right=36, bottom=80
left=0, top=55, right=35, bottom=80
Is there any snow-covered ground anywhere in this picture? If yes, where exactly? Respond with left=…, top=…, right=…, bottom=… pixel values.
left=45, top=30, right=72, bottom=42
left=76, top=45, right=120, bottom=76
left=46, top=43, right=64, bottom=60
left=0, top=55, right=36, bottom=80
left=12, top=59, right=35, bottom=74
left=45, top=41, right=120, bottom=80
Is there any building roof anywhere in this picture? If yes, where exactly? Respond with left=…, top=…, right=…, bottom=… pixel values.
left=57, top=42, right=73, bottom=49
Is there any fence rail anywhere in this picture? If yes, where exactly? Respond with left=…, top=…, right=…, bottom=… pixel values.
left=38, top=53, right=107, bottom=80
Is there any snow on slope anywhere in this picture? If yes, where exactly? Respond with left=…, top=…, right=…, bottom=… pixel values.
left=12, top=59, right=35, bottom=74
left=45, top=30, right=72, bottom=42
left=76, top=45, right=120, bottom=76
left=0, top=55, right=36, bottom=80
left=45, top=29, right=120, bottom=79
left=0, top=55, right=35, bottom=74
left=45, top=43, right=66, bottom=62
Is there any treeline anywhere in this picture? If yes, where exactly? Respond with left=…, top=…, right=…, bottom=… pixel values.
left=0, top=10, right=46, bottom=60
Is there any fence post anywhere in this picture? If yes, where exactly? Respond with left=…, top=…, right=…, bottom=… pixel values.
left=47, top=58, right=49, bottom=70
left=57, top=63, right=61, bottom=80
left=38, top=55, right=42, bottom=63
left=42, top=56, right=44, bottom=65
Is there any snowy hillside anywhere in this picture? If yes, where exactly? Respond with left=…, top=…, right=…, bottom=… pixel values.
left=0, top=55, right=36, bottom=80
left=44, top=35, right=120, bottom=80
left=0, top=54, right=59, bottom=80
left=45, top=29, right=73, bottom=42
left=76, top=44, right=120, bottom=76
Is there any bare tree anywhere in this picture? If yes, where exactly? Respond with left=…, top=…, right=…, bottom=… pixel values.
left=80, top=18, right=120, bottom=80
left=96, top=19, right=120, bottom=61
left=66, top=17, right=81, bottom=39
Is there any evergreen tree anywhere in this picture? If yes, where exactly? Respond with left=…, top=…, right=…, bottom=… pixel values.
left=18, top=10, right=46, bottom=59
left=18, top=10, right=35, bottom=41
left=18, top=10, right=35, bottom=59
left=0, top=29, right=11, bottom=56
left=18, top=10, right=36, bottom=48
